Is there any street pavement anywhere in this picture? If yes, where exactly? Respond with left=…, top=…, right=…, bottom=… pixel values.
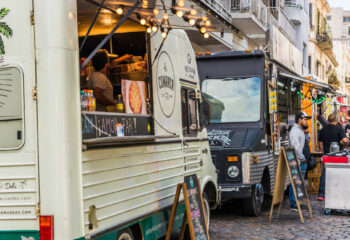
left=210, top=195, right=350, bottom=239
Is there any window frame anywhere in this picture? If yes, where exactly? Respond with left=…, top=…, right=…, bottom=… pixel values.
left=0, top=65, right=25, bottom=151
left=181, top=86, right=198, bottom=137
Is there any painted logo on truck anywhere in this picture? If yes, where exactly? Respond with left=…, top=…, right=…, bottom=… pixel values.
left=0, top=8, right=13, bottom=55
left=156, top=51, right=175, bottom=118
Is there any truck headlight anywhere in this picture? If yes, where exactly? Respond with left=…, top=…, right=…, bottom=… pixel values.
left=227, top=165, right=239, bottom=178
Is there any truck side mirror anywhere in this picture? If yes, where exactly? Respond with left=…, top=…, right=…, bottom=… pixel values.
left=200, top=100, right=210, bottom=129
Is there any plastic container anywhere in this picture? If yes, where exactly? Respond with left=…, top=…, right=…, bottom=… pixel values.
left=115, top=123, right=124, bottom=137
left=330, top=142, right=339, bottom=153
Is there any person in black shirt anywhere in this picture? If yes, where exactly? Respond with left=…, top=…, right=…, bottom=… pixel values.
left=317, top=114, right=348, bottom=200
left=345, top=119, right=350, bottom=138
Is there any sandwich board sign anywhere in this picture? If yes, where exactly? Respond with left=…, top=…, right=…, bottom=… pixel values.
left=269, top=147, right=313, bottom=223
left=166, top=174, right=209, bottom=240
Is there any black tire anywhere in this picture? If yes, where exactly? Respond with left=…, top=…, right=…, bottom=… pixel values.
left=243, top=183, right=264, bottom=217
left=116, top=228, right=134, bottom=240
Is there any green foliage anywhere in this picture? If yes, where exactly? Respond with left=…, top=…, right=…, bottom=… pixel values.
left=0, top=8, right=9, bottom=19
left=0, top=8, right=12, bottom=55
left=328, top=70, right=340, bottom=90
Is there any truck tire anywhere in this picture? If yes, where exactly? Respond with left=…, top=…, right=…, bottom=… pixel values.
left=116, top=228, right=134, bottom=240
left=243, top=183, right=264, bottom=217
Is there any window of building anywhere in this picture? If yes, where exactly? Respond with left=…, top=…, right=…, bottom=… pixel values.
left=343, top=17, right=350, bottom=22
left=181, top=87, right=198, bottom=136
left=309, top=4, right=313, bottom=26
left=0, top=67, right=24, bottom=150
left=327, top=16, right=331, bottom=21
left=308, top=56, right=312, bottom=74
left=316, top=61, right=320, bottom=77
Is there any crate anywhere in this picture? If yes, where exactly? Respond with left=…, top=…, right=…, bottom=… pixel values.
left=307, top=155, right=324, bottom=194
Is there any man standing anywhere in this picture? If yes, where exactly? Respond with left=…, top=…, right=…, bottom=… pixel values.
left=317, top=114, right=348, bottom=201
left=289, top=112, right=311, bottom=211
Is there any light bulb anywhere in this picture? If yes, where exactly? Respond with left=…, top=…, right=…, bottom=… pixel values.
left=161, top=31, right=167, bottom=38
left=190, top=9, right=197, bottom=15
left=203, top=32, right=209, bottom=38
left=163, top=13, right=169, bottom=20
left=202, top=16, right=208, bottom=21
left=178, top=0, right=185, bottom=7
left=140, top=18, right=146, bottom=25
left=176, top=10, right=184, bottom=17
left=153, top=8, right=159, bottom=15
left=116, top=7, right=123, bottom=15
left=205, top=20, right=211, bottom=26
left=189, top=19, right=196, bottom=25
left=152, top=26, right=158, bottom=32
left=146, top=27, right=152, bottom=33
left=200, top=27, right=206, bottom=33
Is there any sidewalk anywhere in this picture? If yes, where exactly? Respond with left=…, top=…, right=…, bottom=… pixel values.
left=210, top=195, right=350, bottom=239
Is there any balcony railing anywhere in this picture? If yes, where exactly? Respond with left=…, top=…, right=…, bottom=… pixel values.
left=270, top=7, right=297, bottom=43
left=231, top=0, right=268, bottom=27
left=284, top=0, right=303, bottom=9
left=316, top=31, right=333, bottom=49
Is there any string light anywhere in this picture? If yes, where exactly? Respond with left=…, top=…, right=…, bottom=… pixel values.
left=140, top=18, right=146, bottom=25
left=163, top=13, right=169, bottom=20
left=161, top=27, right=167, bottom=38
left=176, top=10, right=184, bottom=17
left=203, top=32, right=209, bottom=39
left=202, top=16, right=208, bottom=21
left=190, top=9, right=197, bottom=15
left=116, top=5, right=124, bottom=15
left=146, top=27, right=152, bottom=33
left=178, top=0, right=185, bottom=7
left=152, top=25, right=158, bottom=32
left=153, top=8, right=159, bottom=15
left=205, top=20, right=211, bottom=26
left=189, top=19, right=196, bottom=25
left=200, top=27, right=206, bottom=33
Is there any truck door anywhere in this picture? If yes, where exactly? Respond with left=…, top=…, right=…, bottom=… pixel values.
left=0, top=1, right=39, bottom=238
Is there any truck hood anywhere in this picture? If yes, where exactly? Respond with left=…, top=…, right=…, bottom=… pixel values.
left=207, top=127, right=262, bottom=150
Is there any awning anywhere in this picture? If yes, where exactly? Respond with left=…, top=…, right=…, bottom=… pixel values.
left=279, top=72, right=337, bottom=94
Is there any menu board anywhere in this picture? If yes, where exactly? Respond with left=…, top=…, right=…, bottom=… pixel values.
left=285, top=149, right=307, bottom=201
left=184, top=174, right=207, bottom=240
left=81, top=112, right=151, bottom=139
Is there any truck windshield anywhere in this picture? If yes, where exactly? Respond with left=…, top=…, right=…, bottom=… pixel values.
left=201, top=76, right=261, bottom=123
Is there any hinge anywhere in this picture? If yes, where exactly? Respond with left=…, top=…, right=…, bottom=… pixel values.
left=32, top=86, right=37, bottom=100
left=30, top=10, right=34, bottom=25
left=35, top=203, right=40, bottom=216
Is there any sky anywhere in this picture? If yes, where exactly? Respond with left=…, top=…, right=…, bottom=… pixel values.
left=328, top=0, right=350, bottom=10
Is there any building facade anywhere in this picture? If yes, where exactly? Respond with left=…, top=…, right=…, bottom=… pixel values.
left=308, top=0, right=339, bottom=85
left=328, top=7, right=350, bottom=99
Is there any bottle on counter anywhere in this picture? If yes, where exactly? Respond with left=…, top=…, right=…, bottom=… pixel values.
left=90, top=90, right=96, bottom=111
left=81, top=90, right=87, bottom=111
left=116, top=94, right=125, bottom=113
left=87, top=90, right=95, bottom=111
left=115, top=123, right=124, bottom=137
left=330, top=142, right=339, bottom=153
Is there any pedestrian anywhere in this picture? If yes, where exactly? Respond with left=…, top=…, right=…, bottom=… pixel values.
left=345, top=118, right=350, bottom=138
left=317, top=114, right=348, bottom=201
left=289, top=112, right=311, bottom=211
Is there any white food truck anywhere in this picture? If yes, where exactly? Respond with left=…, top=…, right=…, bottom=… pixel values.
left=0, top=0, right=223, bottom=239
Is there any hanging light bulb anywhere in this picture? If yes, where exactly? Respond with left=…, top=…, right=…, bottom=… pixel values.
left=200, top=26, right=206, bottom=33
left=146, top=27, right=152, bottom=33
left=163, top=13, right=169, bottom=20
left=203, top=32, right=209, bottom=39
left=190, top=9, right=197, bottom=15
left=140, top=18, right=146, bottom=25
left=153, top=8, right=159, bottom=15
left=161, top=28, right=167, bottom=38
left=116, top=5, right=124, bottom=15
left=152, top=25, right=158, bottom=32
left=178, top=0, right=185, bottom=7
left=202, top=16, right=208, bottom=21
left=205, top=20, right=211, bottom=26
left=176, top=10, right=184, bottom=17
left=189, top=18, right=196, bottom=25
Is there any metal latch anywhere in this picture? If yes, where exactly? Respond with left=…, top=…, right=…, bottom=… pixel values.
left=30, top=10, right=34, bottom=25
left=32, top=86, right=37, bottom=100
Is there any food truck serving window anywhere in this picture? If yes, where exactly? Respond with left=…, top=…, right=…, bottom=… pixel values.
left=201, top=77, right=261, bottom=123
left=0, top=67, right=24, bottom=149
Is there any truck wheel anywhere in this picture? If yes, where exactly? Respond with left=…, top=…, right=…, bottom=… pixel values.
left=116, top=228, right=134, bottom=240
left=202, top=192, right=210, bottom=229
left=243, top=183, right=264, bottom=217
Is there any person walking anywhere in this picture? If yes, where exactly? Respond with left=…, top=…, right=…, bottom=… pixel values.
left=289, top=112, right=311, bottom=211
left=317, top=114, right=348, bottom=201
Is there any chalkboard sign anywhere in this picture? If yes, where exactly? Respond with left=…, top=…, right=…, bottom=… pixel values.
left=184, top=174, right=207, bottom=240
left=166, top=174, right=210, bottom=240
left=285, top=149, right=307, bottom=200
left=81, top=112, right=151, bottom=139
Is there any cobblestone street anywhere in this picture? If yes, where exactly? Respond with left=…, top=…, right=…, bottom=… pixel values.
left=210, top=195, right=350, bottom=240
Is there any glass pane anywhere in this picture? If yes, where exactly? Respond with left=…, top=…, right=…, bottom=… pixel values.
left=181, top=88, right=188, bottom=134
left=0, top=67, right=23, bottom=149
left=202, top=77, right=261, bottom=123
left=188, top=89, right=197, bottom=134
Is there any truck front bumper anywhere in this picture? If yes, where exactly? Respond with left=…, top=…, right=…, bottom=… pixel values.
left=219, top=184, right=252, bottom=200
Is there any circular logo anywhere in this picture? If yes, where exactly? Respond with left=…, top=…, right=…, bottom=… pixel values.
left=156, top=51, right=176, bottom=118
